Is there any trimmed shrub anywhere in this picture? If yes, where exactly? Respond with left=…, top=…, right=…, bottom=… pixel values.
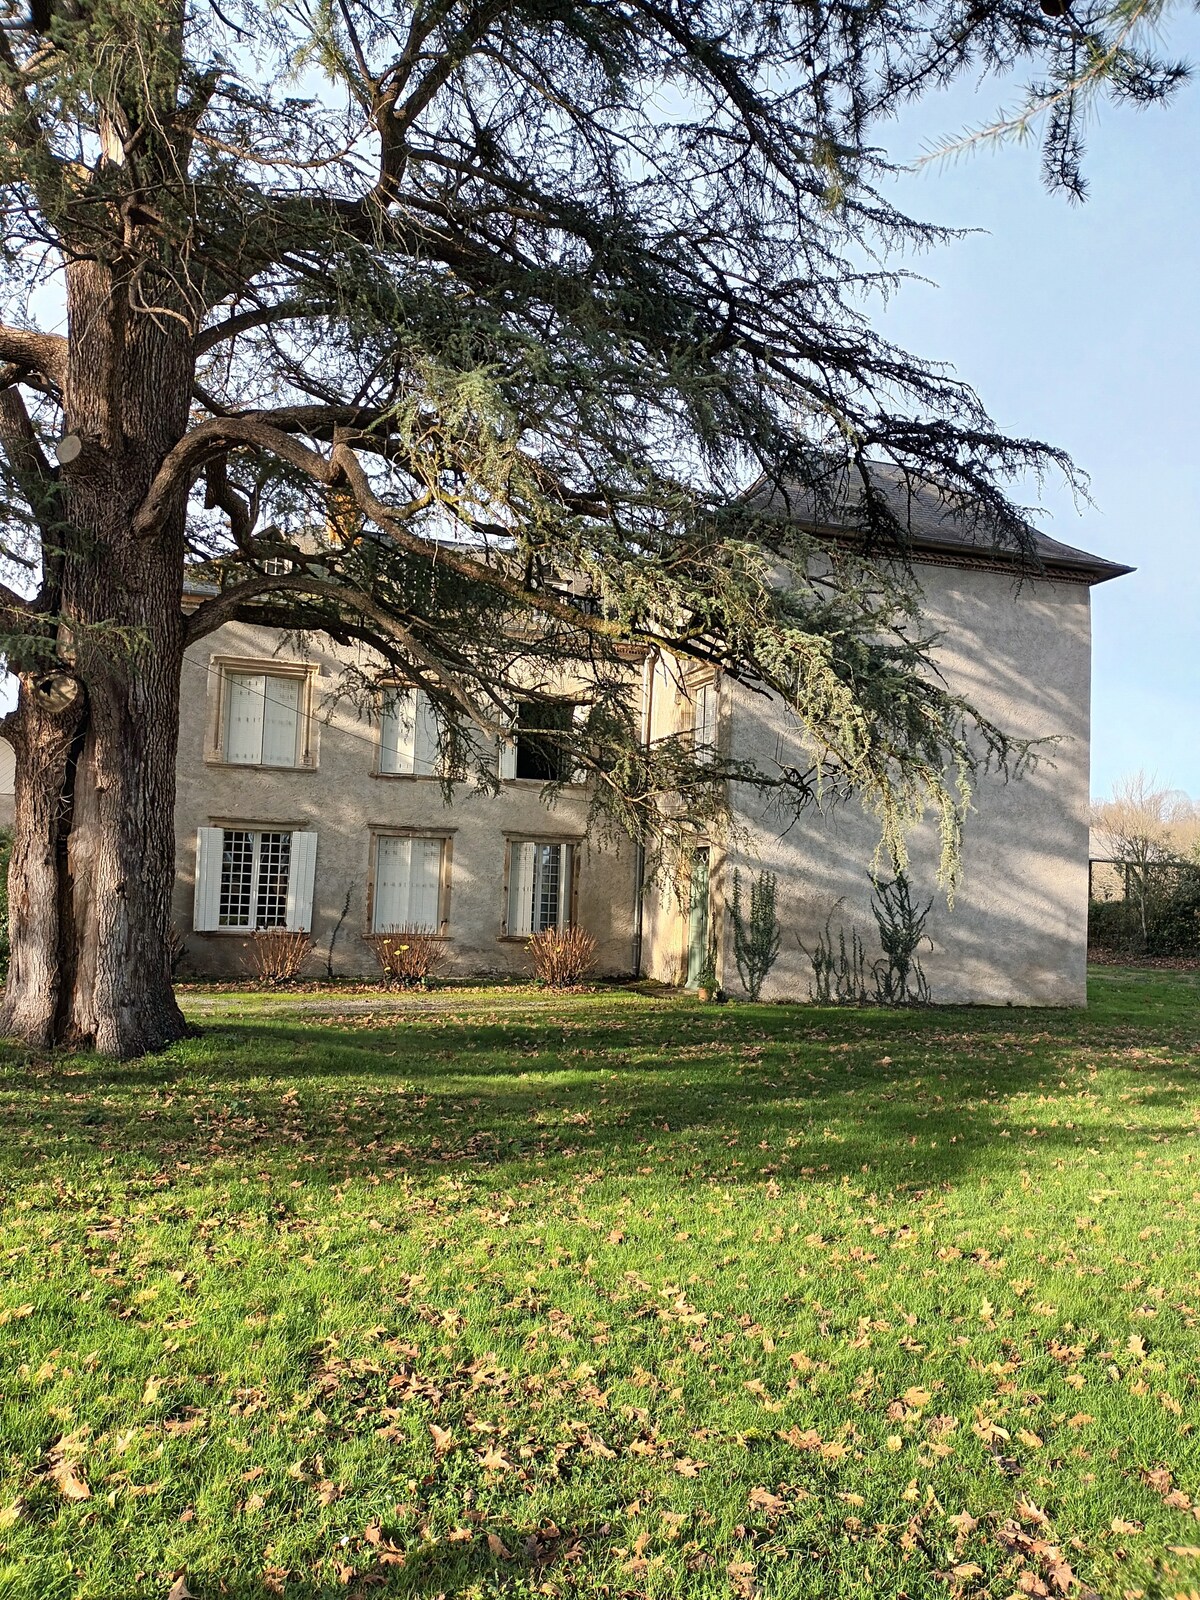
left=528, top=925, right=598, bottom=987
left=364, top=926, right=449, bottom=986
left=246, top=927, right=313, bottom=983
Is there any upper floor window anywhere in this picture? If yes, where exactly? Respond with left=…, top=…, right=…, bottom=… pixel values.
left=506, top=839, right=574, bottom=936
left=692, top=679, right=717, bottom=756
left=380, top=687, right=443, bottom=776
left=499, top=701, right=584, bottom=783
left=193, top=826, right=318, bottom=932
left=223, top=670, right=307, bottom=767
left=371, top=833, right=448, bottom=932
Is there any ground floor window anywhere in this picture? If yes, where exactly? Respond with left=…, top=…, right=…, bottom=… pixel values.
left=219, top=829, right=291, bottom=928
left=507, top=840, right=574, bottom=936
left=194, top=827, right=317, bottom=932
left=372, top=834, right=448, bottom=932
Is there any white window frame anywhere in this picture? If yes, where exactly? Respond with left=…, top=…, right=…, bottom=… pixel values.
left=504, top=838, right=577, bottom=937
left=369, top=831, right=451, bottom=934
left=193, top=826, right=318, bottom=933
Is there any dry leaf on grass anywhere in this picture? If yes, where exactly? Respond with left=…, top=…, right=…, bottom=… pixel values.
left=49, top=1461, right=90, bottom=1501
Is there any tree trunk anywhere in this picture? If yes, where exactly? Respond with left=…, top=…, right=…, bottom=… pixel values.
left=1, top=260, right=192, bottom=1057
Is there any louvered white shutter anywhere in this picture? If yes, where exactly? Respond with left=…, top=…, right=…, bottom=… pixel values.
left=410, top=838, right=443, bottom=930
left=694, top=681, right=716, bottom=753
left=558, top=843, right=574, bottom=927
left=380, top=690, right=416, bottom=774
left=571, top=703, right=589, bottom=784
left=498, top=734, right=517, bottom=780
left=507, top=841, right=535, bottom=935
left=261, top=675, right=301, bottom=766
left=225, top=673, right=265, bottom=763
left=193, top=827, right=224, bottom=931
left=373, top=834, right=410, bottom=929
left=413, top=691, right=441, bottom=777
left=285, top=830, right=318, bottom=931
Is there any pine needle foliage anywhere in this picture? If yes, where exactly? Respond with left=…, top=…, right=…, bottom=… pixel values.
left=0, top=0, right=1177, bottom=899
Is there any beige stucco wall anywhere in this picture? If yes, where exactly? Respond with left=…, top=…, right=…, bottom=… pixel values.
left=699, top=562, right=1094, bottom=1006
left=172, top=621, right=639, bottom=979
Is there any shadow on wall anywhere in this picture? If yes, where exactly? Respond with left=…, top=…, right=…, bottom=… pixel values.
left=725, top=570, right=1091, bottom=1006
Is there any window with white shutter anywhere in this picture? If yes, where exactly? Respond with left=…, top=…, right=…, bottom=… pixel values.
left=372, top=835, right=447, bottom=932
left=222, top=670, right=305, bottom=766
left=193, top=827, right=316, bottom=931
left=693, top=679, right=717, bottom=755
left=506, top=841, right=573, bottom=936
left=379, top=688, right=442, bottom=776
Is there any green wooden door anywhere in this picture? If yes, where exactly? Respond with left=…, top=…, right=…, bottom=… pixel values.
left=685, top=847, right=710, bottom=988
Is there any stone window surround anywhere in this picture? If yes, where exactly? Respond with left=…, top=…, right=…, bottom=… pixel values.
left=204, top=653, right=320, bottom=770
left=365, top=826, right=456, bottom=938
left=498, top=829, right=583, bottom=942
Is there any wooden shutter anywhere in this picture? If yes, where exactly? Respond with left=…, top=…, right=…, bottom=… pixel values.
left=498, top=734, right=517, bottom=780
left=695, top=681, right=716, bottom=752
left=193, top=827, right=224, bottom=931
left=224, top=673, right=264, bottom=763
left=261, top=674, right=301, bottom=766
left=380, top=690, right=416, bottom=774
left=507, top=841, right=535, bottom=935
left=413, top=691, right=441, bottom=777
left=558, top=843, right=574, bottom=927
left=285, top=830, right=318, bottom=931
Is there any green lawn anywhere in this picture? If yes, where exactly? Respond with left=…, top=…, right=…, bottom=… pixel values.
left=1, top=970, right=1199, bottom=1600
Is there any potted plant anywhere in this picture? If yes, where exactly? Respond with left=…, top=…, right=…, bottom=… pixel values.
left=695, top=941, right=719, bottom=1002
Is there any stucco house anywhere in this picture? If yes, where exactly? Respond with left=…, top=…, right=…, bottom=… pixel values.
left=0, top=483, right=1128, bottom=1003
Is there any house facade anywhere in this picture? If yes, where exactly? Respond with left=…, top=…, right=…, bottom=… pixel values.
left=0, top=493, right=1128, bottom=1004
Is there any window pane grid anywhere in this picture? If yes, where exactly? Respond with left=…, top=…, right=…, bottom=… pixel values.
left=218, top=830, right=254, bottom=927
left=255, top=831, right=291, bottom=927
left=534, top=844, right=561, bottom=932
left=217, top=828, right=291, bottom=929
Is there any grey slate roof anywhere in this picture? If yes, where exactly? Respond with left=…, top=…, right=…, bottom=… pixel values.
left=749, top=463, right=1133, bottom=585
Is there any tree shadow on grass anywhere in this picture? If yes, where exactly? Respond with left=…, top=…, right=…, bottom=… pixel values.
left=0, top=998, right=1195, bottom=1197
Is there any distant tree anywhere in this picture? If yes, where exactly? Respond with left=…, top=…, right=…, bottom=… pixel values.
left=1092, top=772, right=1200, bottom=943
left=0, top=1, right=1183, bottom=1055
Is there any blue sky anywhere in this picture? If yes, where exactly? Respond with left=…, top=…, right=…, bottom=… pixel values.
left=870, top=23, right=1200, bottom=801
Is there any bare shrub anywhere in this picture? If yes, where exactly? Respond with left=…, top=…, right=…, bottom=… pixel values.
left=247, top=927, right=313, bottom=984
left=528, top=925, right=598, bottom=987
left=365, top=926, right=449, bottom=987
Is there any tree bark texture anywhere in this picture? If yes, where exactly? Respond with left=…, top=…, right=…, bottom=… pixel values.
left=1, top=261, right=191, bottom=1056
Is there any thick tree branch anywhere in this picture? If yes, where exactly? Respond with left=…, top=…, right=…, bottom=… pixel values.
left=193, top=301, right=309, bottom=359
left=0, top=325, right=67, bottom=389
